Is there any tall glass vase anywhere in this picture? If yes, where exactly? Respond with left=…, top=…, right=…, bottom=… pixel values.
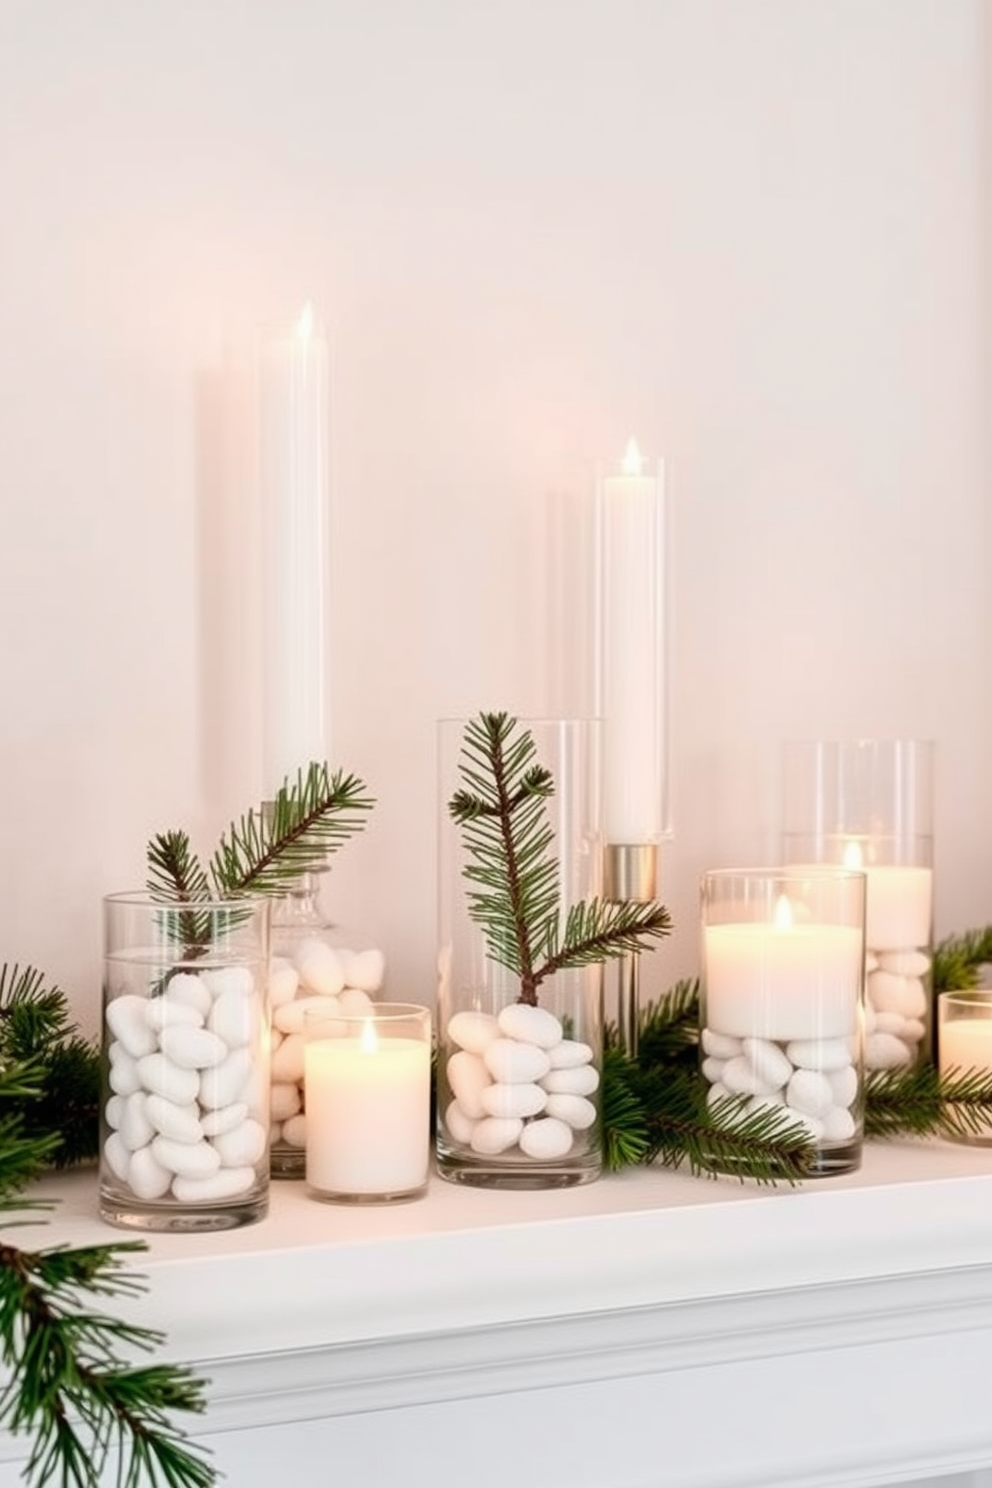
left=436, top=716, right=604, bottom=1189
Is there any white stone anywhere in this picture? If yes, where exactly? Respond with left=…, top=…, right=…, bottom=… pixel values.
left=105, top=995, right=157, bottom=1059
left=722, top=1056, right=778, bottom=1098
left=128, top=1145, right=172, bottom=1200
left=545, top=1093, right=597, bottom=1130
left=497, top=1003, right=563, bottom=1049
left=212, top=1118, right=266, bottom=1168
left=541, top=1064, right=599, bottom=1096
left=447, top=1010, right=500, bottom=1055
left=705, top=1081, right=733, bottom=1110
left=701, top=1056, right=726, bottom=1084
left=902, top=1018, right=926, bottom=1043
left=480, top=1082, right=547, bottom=1119
left=199, top=1047, right=254, bottom=1109
left=172, top=1167, right=256, bottom=1203
left=701, top=1028, right=743, bottom=1059
left=108, top=1048, right=142, bottom=1097
left=874, top=1012, right=907, bottom=1035
left=270, top=1082, right=302, bottom=1122
left=337, top=987, right=374, bottom=1015
left=444, top=1100, right=477, bottom=1145
left=160, top=1025, right=229, bottom=1071
left=346, top=948, right=386, bottom=993
left=203, top=965, right=255, bottom=1000
left=784, top=1038, right=852, bottom=1072
left=742, top=1037, right=793, bottom=1090
left=201, top=1102, right=250, bottom=1137
left=869, top=970, right=926, bottom=1019
left=483, top=1038, right=552, bottom=1084
left=546, top=1039, right=594, bottom=1069
left=469, top=1116, right=523, bottom=1154
left=865, top=1031, right=913, bottom=1069
left=118, top=1095, right=156, bottom=1148
left=828, top=1065, right=859, bottom=1109
left=268, top=960, right=300, bottom=1008
left=145, top=1093, right=203, bottom=1144
left=282, top=1114, right=307, bottom=1148
left=788, top=1110, right=825, bottom=1142
left=822, top=1106, right=857, bottom=1142
left=268, top=1120, right=283, bottom=1145
left=104, top=1094, right=123, bottom=1129
left=877, top=949, right=931, bottom=977
left=136, top=1052, right=200, bottom=1105
left=295, top=939, right=345, bottom=996
left=865, top=951, right=879, bottom=973
left=103, top=1131, right=130, bottom=1182
left=150, top=1135, right=221, bottom=1178
left=165, top=972, right=213, bottom=1018
left=146, top=997, right=203, bottom=1034
left=209, top=986, right=259, bottom=1047
left=447, top=1050, right=492, bottom=1119
left=271, top=1032, right=305, bottom=1085
left=786, top=1068, right=834, bottom=1118
left=519, top=1117, right=573, bottom=1160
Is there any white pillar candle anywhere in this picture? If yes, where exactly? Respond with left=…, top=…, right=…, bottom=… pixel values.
left=305, top=1008, right=431, bottom=1199
left=841, top=841, right=932, bottom=950
left=598, top=439, right=666, bottom=845
left=260, top=302, right=330, bottom=795
left=939, top=1018, right=992, bottom=1075
left=704, top=898, right=863, bottom=1041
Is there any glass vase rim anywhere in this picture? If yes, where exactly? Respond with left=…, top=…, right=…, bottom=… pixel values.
left=304, top=1000, right=430, bottom=1027
left=436, top=713, right=601, bottom=726
left=103, top=889, right=271, bottom=912
left=939, top=989, right=992, bottom=1010
left=701, top=865, right=868, bottom=884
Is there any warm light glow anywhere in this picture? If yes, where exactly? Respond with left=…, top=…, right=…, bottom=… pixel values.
left=843, top=839, right=864, bottom=870
left=296, top=301, right=314, bottom=343
left=621, top=437, right=644, bottom=476
left=359, top=1017, right=378, bottom=1054
left=773, top=894, right=795, bottom=931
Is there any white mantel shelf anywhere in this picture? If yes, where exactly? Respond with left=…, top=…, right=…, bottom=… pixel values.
left=5, top=1143, right=992, bottom=1488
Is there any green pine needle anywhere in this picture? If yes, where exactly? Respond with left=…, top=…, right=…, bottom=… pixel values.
left=450, top=712, right=671, bottom=1004
left=932, top=925, right=992, bottom=992
left=865, top=1063, right=992, bottom=1140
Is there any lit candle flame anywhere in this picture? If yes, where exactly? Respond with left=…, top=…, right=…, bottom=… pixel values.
left=621, top=437, right=644, bottom=476
left=296, top=301, right=314, bottom=343
left=773, top=894, right=794, bottom=931
left=842, top=839, right=864, bottom=870
left=359, top=1017, right=378, bottom=1054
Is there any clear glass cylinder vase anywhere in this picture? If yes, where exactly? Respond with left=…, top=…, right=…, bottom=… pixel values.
left=436, top=716, right=604, bottom=1189
left=700, top=866, right=867, bottom=1177
left=782, top=739, right=935, bottom=1071
left=267, top=873, right=386, bottom=1179
left=99, top=893, right=271, bottom=1231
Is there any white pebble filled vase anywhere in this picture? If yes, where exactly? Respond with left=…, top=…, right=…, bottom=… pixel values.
left=700, top=866, right=867, bottom=1177
left=267, top=875, right=387, bottom=1178
left=782, top=739, right=935, bottom=1072
left=436, top=717, right=603, bottom=1189
left=99, top=893, right=271, bottom=1231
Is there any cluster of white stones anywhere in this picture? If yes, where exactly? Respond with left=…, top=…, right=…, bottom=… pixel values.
left=443, top=1003, right=599, bottom=1162
left=864, top=948, right=930, bottom=1070
left=269, top=937, right=386, bottom=1153
left=701, top=1028, right=859, bottom=1146
left=102, top=966, right=267, bottom=1205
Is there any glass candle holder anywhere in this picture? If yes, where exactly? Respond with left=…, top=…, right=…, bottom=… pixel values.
left=99, top=893, right=271, bottom=1231
left=782, top=739, right=935, bottom=1071
left=700, top=866, right=867, bottom=1177
left=938, top=990, right=992, bottom=1146
left=436, top=716, right=604, bottom=1189
left=303, top=1001, right=431, bottom=1203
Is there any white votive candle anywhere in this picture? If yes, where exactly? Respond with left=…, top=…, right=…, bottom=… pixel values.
left=304, top=1003, right=431, bottom=1201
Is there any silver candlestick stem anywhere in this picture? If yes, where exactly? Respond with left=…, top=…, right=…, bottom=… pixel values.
left=604, top=843, right=659, bottom=1059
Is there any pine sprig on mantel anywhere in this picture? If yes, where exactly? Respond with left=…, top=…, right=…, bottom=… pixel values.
left=864, top=1064, right=992, bottom=1141
left=0, top=965, right=99, bottom=1170
left=932, top=925, right=992, bottom=992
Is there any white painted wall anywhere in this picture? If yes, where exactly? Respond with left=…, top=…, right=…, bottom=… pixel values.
left=0, top=0, right=987, bottom=1033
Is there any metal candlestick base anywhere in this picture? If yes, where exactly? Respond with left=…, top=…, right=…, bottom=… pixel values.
left=604, top=843, right=660, bottom=1059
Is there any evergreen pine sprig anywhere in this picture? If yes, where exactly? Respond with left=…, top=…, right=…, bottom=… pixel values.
left=0, top=966, right=100, bottom=1170
left=933, top=925, right=992, bottom=992
left=0, top=1060, right=216, bottom=1488
left=864, top=1064, right=992, bottom=1141
left=211, top=763, right=374, bottom=897
left=449, top=713, right=670, bottom=1005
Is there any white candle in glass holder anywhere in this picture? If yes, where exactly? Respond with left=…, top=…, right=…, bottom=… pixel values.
left=260, top=302, right=330, bottom=794
left=704, top=895, right=863, bottom=1041
left=305, top=1012, right=431, bottom=1198
left=842, top=840, right=932, bottom=949
left=599, top=438, right=665, bottom=845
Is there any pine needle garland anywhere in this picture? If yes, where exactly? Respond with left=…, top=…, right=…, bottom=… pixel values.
left=0, top=965, right=99, bottom=1170
left=933, top=925, right=992, bottom=992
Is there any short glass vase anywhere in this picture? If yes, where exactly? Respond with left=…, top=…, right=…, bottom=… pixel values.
left=99, top=892, right=271, bottom=1231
